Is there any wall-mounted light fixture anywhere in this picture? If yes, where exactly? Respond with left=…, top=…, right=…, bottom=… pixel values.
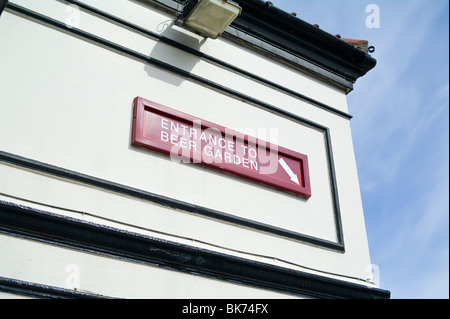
left=177, top=0, right=242, bottom=39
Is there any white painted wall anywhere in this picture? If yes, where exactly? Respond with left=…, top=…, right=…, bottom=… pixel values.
left=0, top=0, right=375, bottom=298
left=0, top=234, right=299, bottom=299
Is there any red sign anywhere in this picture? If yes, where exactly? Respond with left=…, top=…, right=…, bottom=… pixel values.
left=132, top=97, right=311, bottom=198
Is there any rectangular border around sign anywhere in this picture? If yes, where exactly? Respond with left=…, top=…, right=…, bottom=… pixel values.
left=1, top=2, right=344, bottom=251
left=132, top=97, right=312, bottom=199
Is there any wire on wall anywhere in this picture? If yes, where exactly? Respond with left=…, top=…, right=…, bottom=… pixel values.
left=0, top=191, right=372, bottom=285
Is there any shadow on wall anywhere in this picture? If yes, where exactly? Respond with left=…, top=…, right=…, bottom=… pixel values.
left=145, top=19, right=206, bottom=87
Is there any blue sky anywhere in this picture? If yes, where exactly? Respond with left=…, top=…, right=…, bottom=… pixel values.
left=273, top=0, right=449, bottom=299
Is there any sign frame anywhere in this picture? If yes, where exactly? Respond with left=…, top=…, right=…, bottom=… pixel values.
left=132, top=97, right=311, bottom=199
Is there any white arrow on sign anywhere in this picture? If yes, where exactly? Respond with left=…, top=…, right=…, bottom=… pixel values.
left=278, top=158, right=300, bottom=185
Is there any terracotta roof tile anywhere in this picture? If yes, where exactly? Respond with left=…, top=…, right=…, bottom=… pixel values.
left=340, top=38, right=372, bottom=53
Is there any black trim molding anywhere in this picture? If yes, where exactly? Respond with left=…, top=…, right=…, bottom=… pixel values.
left=7, top=1, right=352, bottom=121
left=147, top=0, right=376, bottom=93
left=0, top=276, right=108, bottom=299
left=0, top=201, right=390, bottom=299
left=61, top=0, right=352, bottom=119
left=0, top=3, right=345, bottom=252
left=4, top=3, right=346, bottom=251
left=0, top=0, right=8, bottom=17
left=0, top=1, right=391, bottom=300
left=0, top=149, right=344, bottom=251
left=231, top=0, right=377, bottom=83
left=3, top=1, right=346, bottom=253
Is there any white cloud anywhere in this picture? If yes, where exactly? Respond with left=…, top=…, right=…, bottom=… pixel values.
left=349, top=1, right=449, bottom=193
left=273, top=0, right=449, bottom=299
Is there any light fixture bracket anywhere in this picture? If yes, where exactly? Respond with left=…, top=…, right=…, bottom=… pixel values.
left=177, top=0, right=242, bottom=39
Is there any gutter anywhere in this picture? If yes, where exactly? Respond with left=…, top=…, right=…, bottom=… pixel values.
left=231, top=0, right=377, bottom=82
left=142, top=0, right=374, bottom=91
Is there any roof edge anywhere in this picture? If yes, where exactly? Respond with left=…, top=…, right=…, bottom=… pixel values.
left=142, top=0, right=376, bottom=91
left=231, top=0, right=377, bottom=83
